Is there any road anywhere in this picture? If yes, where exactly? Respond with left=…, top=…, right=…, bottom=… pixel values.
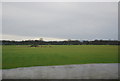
left=2, top=63, right=119, bottom=79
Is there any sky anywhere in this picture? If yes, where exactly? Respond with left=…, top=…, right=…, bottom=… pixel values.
left=2, top=2, right=118, bottom=41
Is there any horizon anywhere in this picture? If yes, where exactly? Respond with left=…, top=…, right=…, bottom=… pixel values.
left=1, top=38, right=119, bottom=41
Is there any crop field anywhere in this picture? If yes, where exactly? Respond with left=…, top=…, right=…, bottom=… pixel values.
left=2, top=45, right=118, bottom=69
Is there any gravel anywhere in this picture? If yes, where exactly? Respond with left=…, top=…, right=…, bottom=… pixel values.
left=2, top=63, right=119, bottom=79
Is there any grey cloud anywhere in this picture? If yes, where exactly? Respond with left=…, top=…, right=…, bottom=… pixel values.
left=2, top=2, right=118, bottom=40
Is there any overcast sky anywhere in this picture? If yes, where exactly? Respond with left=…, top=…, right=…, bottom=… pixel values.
left=2, top=2, right=118, bottom=41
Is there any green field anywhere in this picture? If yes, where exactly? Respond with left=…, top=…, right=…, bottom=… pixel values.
left=2, top=45, right=118, bottom=69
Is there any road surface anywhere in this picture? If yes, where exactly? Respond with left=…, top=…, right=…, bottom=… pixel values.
left=2, top=63, right=119, bottom=79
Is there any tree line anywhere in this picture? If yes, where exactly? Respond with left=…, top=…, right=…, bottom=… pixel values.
left=1, top=39, right=119, bottom=45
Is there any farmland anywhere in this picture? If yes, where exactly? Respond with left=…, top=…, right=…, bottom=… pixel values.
left=2, top=45, right=118, bottom=69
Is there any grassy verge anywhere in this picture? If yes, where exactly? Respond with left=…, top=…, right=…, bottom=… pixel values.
left=2, top=45, right=118, bottom=69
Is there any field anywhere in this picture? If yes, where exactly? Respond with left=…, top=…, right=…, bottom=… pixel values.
left=2, top=45, right=118, bottom=69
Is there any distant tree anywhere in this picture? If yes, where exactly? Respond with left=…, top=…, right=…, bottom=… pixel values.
left=67, top=39, right=72, bottom=45
left=68, top=39, right=71, bottom=41
left=39, top=38, right=43, bottom=41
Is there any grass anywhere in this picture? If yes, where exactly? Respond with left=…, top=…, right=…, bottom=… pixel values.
left=2, top=45, right=118, bottom=69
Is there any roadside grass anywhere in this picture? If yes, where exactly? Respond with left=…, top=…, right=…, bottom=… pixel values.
left=2, top=45, right=118, bottom=69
